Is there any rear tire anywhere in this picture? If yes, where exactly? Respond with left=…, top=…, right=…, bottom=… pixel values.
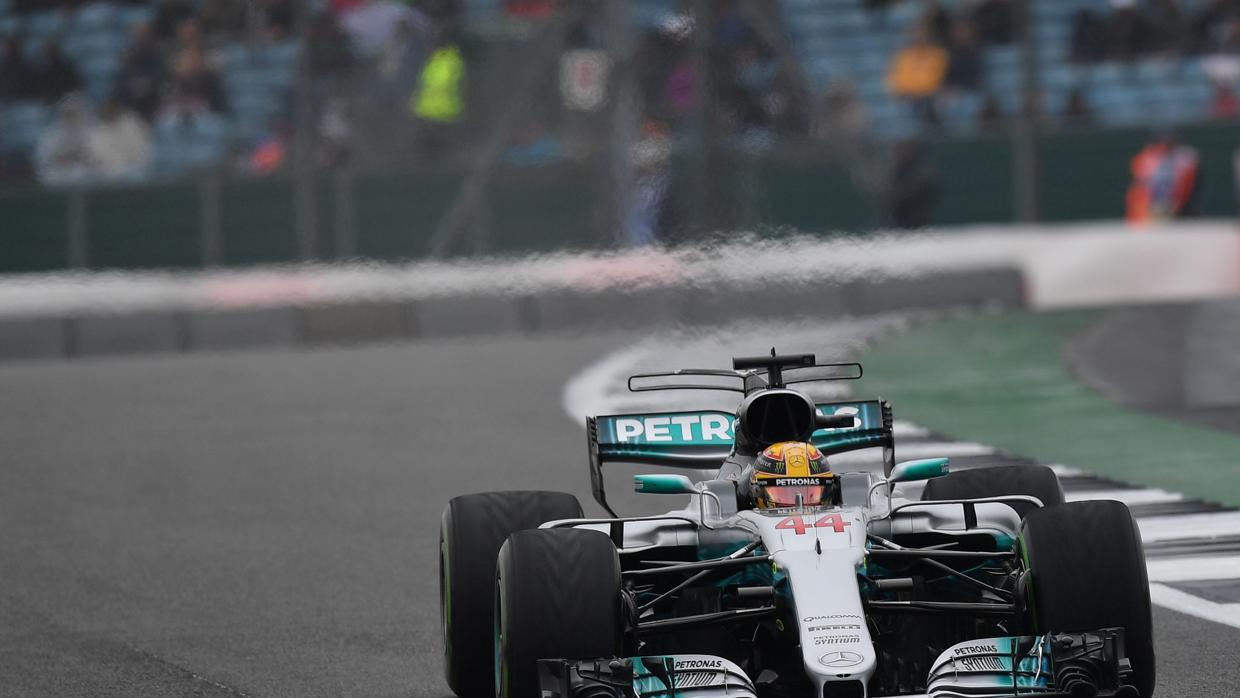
left=921, top=464, right=1064, bottom=517
left=439, top=491, right=583, bottom=697
left=495, top=528, right=623, bottom=698
left=1020, top=500, right=1155, bottom=697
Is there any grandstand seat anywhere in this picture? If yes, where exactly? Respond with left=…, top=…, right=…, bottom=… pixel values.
left=0, top=102, right=51, bottom=154
left=258, top=41, right=300, bottom=70
left=116, top=5, right=155, bottom=29
left=74, top=3, right=119, bottom=30
left=26, top=10, right=63, bottom=38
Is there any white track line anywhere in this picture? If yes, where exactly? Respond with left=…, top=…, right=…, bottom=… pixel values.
left=893, top=421, right=929, bottom=438
left=1047, top=464, right=1086, bottom=478
left=1147, top=555, right=1240, bottom=583
left=895, top=442, right=996, bottom=458
left=1065, top=488, right=1184, bottom=505
left=1136, top=511, right=1240, bottom=543
left=1149, top=583, right=1240, bottom=630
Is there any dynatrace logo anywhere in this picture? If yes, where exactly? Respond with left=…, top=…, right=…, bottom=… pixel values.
left=612, top=414, right=735, bottom=444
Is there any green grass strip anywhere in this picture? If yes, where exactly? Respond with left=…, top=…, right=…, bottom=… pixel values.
left=858, top=310, right=1240, bottom=507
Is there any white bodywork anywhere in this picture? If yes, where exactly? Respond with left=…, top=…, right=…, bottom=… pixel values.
left=735, top=506, right=875, bottom=694
left=546, top=480, right=1027, bottom=698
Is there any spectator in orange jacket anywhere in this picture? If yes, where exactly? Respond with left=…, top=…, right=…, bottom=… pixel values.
left=887, top=27, right=948, bottom=125
left=1126, top=132, right=1200, bottom=225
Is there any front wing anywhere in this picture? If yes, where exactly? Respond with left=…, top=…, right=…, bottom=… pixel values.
left=537, top=631, right=1136, bottom=698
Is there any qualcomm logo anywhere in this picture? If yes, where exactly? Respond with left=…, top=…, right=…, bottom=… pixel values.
left=614, top=414, right=735, bottom=443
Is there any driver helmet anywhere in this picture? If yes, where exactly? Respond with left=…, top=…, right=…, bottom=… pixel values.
left=750, top=441, right=836, bottom=508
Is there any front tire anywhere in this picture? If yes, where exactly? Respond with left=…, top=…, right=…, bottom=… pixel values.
left=495, top=528, right=623, bottom=698
left=439, top=491, right=583, bottom=697
left=1020, top=500, right=1155, bottom=697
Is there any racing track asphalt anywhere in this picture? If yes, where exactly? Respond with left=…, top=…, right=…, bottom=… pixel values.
left=0, top=331, right=1237, bottom=697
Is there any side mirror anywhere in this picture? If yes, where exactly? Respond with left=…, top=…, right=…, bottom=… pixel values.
left=634, top=474, right=699, bottom=495
left=889, top=457, right=950, bottom=483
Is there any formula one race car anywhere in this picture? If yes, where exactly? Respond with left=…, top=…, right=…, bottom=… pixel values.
left=439, top=353, right=1154, bottom=698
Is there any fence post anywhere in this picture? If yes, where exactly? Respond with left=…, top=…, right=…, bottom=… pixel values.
left=1012, top=0, right=1041, bottom=222
left=333, top=170, right=357, bottom=259
left=200, top=176, right=222, bottom=267
left=67, top=188, right=88, bottom=269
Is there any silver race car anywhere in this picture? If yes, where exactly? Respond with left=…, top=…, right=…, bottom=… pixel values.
left=440, top=353, right=1153, bottom=698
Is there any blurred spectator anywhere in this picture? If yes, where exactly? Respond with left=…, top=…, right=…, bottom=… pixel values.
left=375, top=17, right=427, bottom=112
left=317, top=99, right=355, bottom=169
left=977, top=93, right=1003, bottom=129
left=0, top=35, right=37, bottom=100
left=1212, top=81, right=1240, bottom=116
left=32, top=40, right=82, bottom=104
left=339, top=0, right=424, bottom=57
left=409, top=30, right=465, bottom=156
left=944, top=21, right=983, bottom=91
left=1203, top=18, right=1240, bottom=82
left=1063, top=88, right=1094, bottom=124
left=1126, top=131, right=1200, bottom=225
left=968, top=0, right=1015, bottom=45
left=1107, top=0, right=1154, bottom=61
left=887, top=139, right=938, bottom=228
left=1071, top=9, right=1108, bottom=63
left=623, top=120, right=671, bottom=247
left=763, top=63, right=807, bottom=134
left=922, top=0, right=953, bottom=46
left=87, top=98, right=152, bottom=180
left=256, top=0, right=295, bottom=39
left=662, top=55, right=698, bottom=122
left=813, top=78, right=866, bottom=142
left=1190, top=0, right=1240, bottom=54
left=502, top=119, right=564, bottom=166
left=886, top=27, right=948, bottom=125
left=35, top=94, right=96, bottom=185
left=247, top=121, right=288, bottom=174
left=153, top=0, right=197, bottom=41
left=307, top=11, right=355, bottom=77
left=160, top=47, right=228, bottom=118
left=198, top=0, right=249, bottom=38
left=506, top=0, right=555, bottom=19
left=113, top=22, right=165, bottom=121
left=1149, top=0, right=1188, bottom=54
left=170, top=16, right=203, bottom=58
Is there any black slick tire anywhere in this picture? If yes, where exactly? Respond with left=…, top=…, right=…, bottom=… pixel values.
left=495, top=528, right=623, bottom=698
left=1020, top=500, right=1155, bottom=697
left=439, top=491, right=583, bottom=697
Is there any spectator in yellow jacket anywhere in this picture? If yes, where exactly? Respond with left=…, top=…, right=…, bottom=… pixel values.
left=886, top=27, right=948, bottom=125
left=410, top=30, right=465, bottom=157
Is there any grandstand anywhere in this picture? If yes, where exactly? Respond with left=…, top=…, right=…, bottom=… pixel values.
left=778, top=0, right=1217, bottom=136
left=0, top=0, right=299, bottom=180
left=0, top=0, right=1231, bottom=186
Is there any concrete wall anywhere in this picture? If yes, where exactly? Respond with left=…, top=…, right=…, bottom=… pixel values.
left=0, top=267, right=1024, bottom=362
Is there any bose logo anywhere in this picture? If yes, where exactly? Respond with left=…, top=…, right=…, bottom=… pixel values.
left=614, top=415, right=734, bottom=443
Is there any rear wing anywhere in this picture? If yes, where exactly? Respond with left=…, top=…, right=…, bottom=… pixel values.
left=587, top=399, right=893, bottom=516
